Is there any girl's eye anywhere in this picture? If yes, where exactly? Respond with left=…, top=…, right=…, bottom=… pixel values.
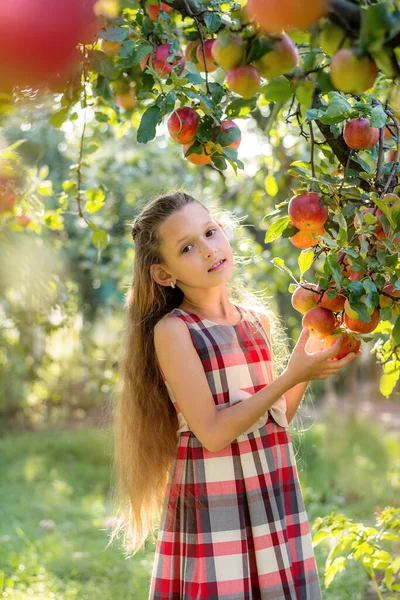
left=182, top=228, right=216, bottom=253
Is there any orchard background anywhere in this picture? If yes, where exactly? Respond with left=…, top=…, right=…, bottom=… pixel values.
left=1, top=0, right=400, bottom=598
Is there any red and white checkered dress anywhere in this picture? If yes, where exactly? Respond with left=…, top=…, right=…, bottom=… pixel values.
left=148, top=304, right=322, bottom=600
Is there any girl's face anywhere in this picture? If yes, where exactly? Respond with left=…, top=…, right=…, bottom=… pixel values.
left=153, top=203, right=234, bottom=290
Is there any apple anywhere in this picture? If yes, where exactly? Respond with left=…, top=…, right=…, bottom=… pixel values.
left=196, top=39, right=219, bottom=72
left=184, top=40, right=200, bottom=63
left=379, top=283, right=400, bottom=308
left=317, top=285, right=346, bottom=312
left=319, top=22, right=351, bottom=56
left=142, top=44, right=185, bottom=77
left=388, top=148, right=398, bottom=162
left=253, top=34, right=298, bottom=79
left=0, top=191, right=16, bottom=213
left=218, top=120, right=241, bottom=149
left=0, top=0, right=98, bottom=90
left=343, top=118, right=380, bottom=150
left=289, top=226, right=326, bottom=249
left=212, top=32, right=245, bottom=71
left=330, top=49, right=378, bottom=94
left=168, top=107, right=200, bottom=144
left=384, top=125, right=395, bottom=140
left=288, top=192, right=328, bottom=230
left=226, top=65, right=261, bottom=98
left=245, top=0, right=327, bottom=33
left=323, top=329, right=361, bottom=359
left=183, top=143, right=212, bottom=165
left=15, top=214, right=31, bottom=227
left=101, top=39, right=122, bottom=56
left=302, top=306, right=337, bottom=339
left=291, top=283, right=318, bottom=314
left=115, top=90, right=137, bottom=110
left=344, top=307, right=380, bottom=334
left=145, top=1, right=173, bottom=20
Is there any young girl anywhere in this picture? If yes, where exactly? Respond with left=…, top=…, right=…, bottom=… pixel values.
left=109, top=190, right=360, bottom=599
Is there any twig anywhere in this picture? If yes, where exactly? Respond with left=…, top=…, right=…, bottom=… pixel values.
left=182, top=0, right=211, bottom=95
left=381, top=108, right=400, bottom=196
left=309, top=122, right=316, bottom=177
left=375, top=126, right=385, bottom=185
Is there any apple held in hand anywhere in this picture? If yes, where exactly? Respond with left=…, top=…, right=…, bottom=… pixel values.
left=330, top=48, right=378, bottom=94
left=254, top=34, right=298, bottom=79
left=168, top=108, right=200, bottom=144
left=323, top=329, right=361, bottom=359
left=226, top=65, right=261, bottom=98
left=302, top=306, right=337, bottom=339
left=212, top=32, right=245, bottom=71
left=291, top=283, right=318, bottom=314
left=343, top=118, right=380, bottom=150
left=288, top=192, right=328, bottom=230
left=245, top=0, right=328, bottom=33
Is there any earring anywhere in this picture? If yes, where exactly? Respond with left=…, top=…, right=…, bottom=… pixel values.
left=170, top=281, right=175, bottom=288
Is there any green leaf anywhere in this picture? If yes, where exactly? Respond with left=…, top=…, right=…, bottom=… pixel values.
left=380, top=370, right=400, bottom=398
left=225, top=97, right=257, bottom=118
left=359, top=3, right=395, bottom=54
left=370, top=104, right=387, bottom=129
left=85, top=189, right=105, bottom=214
left=49, top=108, right=70, bottom=128
left=203, top=12, right=222, bottom=33
left=265, top=175, right=278, bottom=197
left=319, top=92, right=351, bottom=125
left=392, top=315, right=400, bottom=345
left=261, top=77, right=293, bottom=103
left=118, top=40, right=135, bottom=59
left=326, top=254, right=343, bottom=287
left=98, top=25, right=129, bottom=43
left=271, top=256, right=294, bottom=278
left=295, top=79, right=315, bottom=116
left=137, top=105, right=161, bottom=143
left=265, top=216, right=291, bottom=243
left=325, top=557, right=346, bottom=588
left=216, top=125, right=241, bottom=147
left=209, top=82, right=225, bottom=105
left=92, top=228, right=108, bottom=250
left=298, top=248, right=314, bottom=275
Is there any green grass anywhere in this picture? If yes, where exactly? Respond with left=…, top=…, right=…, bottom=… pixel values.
left=1, top=416, right=399, bottom=599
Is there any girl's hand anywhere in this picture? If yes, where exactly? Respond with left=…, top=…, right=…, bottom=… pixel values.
left=283, top=328, right=361, bottom=386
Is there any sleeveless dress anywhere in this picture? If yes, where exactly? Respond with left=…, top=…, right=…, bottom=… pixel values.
left=148, top=304, right=322, bottom=600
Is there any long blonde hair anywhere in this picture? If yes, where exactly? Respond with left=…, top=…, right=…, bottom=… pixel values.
left=107, top=189, right=290, bottom=557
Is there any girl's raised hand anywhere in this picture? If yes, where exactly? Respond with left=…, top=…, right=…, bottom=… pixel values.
left=283, top=328, right=361, bottom=387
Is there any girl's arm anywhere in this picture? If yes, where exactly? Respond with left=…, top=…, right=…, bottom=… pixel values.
left=258, top=312, right=310, bottom=424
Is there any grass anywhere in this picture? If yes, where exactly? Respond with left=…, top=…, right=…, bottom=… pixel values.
left=1, top=415, right=399, bottom=599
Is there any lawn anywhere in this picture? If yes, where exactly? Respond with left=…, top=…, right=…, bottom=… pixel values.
left=1, top=414, right=399, bottom=599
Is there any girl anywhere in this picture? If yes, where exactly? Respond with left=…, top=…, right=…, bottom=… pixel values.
left=108, top=190, right=360, bottom=599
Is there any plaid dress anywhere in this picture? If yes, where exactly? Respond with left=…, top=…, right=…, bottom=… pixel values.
left=148, top=304, right=322, bottom=600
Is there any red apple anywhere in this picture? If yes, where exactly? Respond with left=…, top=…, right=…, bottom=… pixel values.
left=288, top=192, right=328, bottom=230
left=254, top=34, right=298, bottom=79
left=0, top=191, right=16, bottom=213
left=317, top=285, right=346, bottom=312
left=0, top=0, right=98, bottom=91
left=145, top=1, right=173, bottom=20
left=226, top=65, right=261, bottom=98
left=219, top=120, right=241, bottom=149
left=15, top=214, right=31, bottom=227
left=245, top=0, right=327, bottom=33
left=211, top=32, right=245, bottom=71
left=184, top=40, right=200, bottom=63
left=291, top=283, right=318, bottom=314
left=379, top=283, right=400, bottom=308
left=330, top=48, right=378, bottom=94
left=302, top=306, right=337, bottom=339
left=289, top=226, right=326, bottom=249
left=183, top=143, right=212, bottom=165
left=344, top=307, right=380, bottom=334
left=115, top=90, right=137, bottom=110
left=149, top=44, right=185, bottom=77
left=323, top=329, right=361, bottom=359
left=196, top=39, right=219, bottom=72
left=168, top=107, right=200, bottom=144
left=343, top=118, right=380, bottom=150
